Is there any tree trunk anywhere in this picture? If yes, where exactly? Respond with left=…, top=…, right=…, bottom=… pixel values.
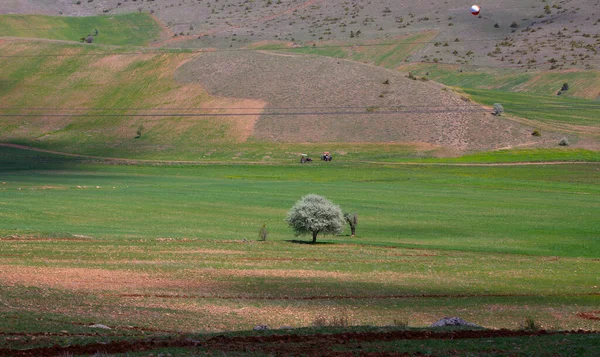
left=351, top=226, right=356, bottom=237
left=312, top=231, right=318, bottom=243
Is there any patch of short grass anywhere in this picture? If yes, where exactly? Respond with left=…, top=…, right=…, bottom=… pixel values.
left=462, top=88, right=600, bottom=129
left=0, top=13, right=162, bottom=46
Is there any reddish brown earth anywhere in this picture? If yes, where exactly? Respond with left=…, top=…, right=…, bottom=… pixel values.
left=578, top=311, right=600, bottom=321
left=1, top=329, right=596, bottom=357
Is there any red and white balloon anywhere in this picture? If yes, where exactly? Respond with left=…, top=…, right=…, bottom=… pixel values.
left=470, top=5, right=481, bottom=16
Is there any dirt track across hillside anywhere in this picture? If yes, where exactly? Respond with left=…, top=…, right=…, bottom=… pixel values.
left=2, top=143, right=597, bottom=167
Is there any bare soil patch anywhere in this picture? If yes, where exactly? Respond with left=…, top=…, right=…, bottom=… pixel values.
left=176, top=51, right=561, bottom=152
left=578, top=311, right=600, bottom=321
left=0, top=265, right=222, bottom=293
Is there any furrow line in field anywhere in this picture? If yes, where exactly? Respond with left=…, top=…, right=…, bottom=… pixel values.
left=1, top=329, right=597, bottom=357
left=114, top=292, right=600, bottom=300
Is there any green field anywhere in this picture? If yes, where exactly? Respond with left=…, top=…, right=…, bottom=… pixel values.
left=253, top=31, right=439, bottom=69
left=1, top=147, right=599, bottom=355
left=396, top=63, right=600, bottom=134
left=0, top=13, right=162, bottom=46
left=2, top=146, right=599, bottom=257
left=399, top=63, right=600, bottom=100
left=462, top=88, right=600, bottom=131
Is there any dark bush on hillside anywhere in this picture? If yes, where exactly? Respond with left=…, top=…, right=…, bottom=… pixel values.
left=561, top=83, right=569, bottom=91
left=135, top=125, right=144, bottom=138
left=344, top=212, right=358, bottom=237
left=493, top=103, right=504, bottom=116
left=559, top=138, right=569, bottom=146
left=531, top=130, right=541, bottom=137
left=258, top=223, right=268, bottom=241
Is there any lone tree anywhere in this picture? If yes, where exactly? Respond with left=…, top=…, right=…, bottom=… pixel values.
left=344, top=212, right=358, bottom=237
left=286, top=194, right=344, bottom=243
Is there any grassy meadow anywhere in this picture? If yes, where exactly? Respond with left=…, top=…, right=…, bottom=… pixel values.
left=398, top=63, right=600, bottom=98
left=461, top=88, right=600, bottom=132
left=0, top=13, right=163, bottom=46
left=1, top=9, right=600, bottom=355
left=1, top=147, right=599, bottom=353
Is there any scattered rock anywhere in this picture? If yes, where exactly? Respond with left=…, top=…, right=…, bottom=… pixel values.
left=279, top=325, right=293, bottom=330
left=185, top=337, right=202, bottom=346
left=89, top=324, right=111, bottom=329
left=430, top=317, right=479, bottom=327
left=253, top=325, right=269, bottom=331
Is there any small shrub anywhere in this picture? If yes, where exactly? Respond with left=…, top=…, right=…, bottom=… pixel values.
left=561, top=82, right=569, bottom=91
left=312, top=312, right=350, bottom=327
left=559, top=137, right=569, bottom=146
left=344, top=212, right=358, bottom=236
left=312, top=315, right=327, bottom=327
left=493, top=103, right=504, bottom=116
left=521, top=316, right=540, bottom=331
left=510, top=21, right=519, bottom=28
left=407, top=72, right=417, bottom=80
left=383, top=79, right=390, bottom=85
left=135, top=125, right=144, bottom=138
left=392, top=318, right=408, bottom=328
left=531, top=130, right=541, bottom=136
left=258, top=223, right=268, bottom=241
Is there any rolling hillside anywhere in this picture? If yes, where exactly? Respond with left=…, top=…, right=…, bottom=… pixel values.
left=0, top=40, right=268, bottom=159
left=4, top=0, right=599, bottom=70
left=177, top=50, right=564, bottom=151
left=1, top=36, right=572, bottom=159
left=0, top=4, right=598, bottom=159
left=0, top=13, right=163, bottom=46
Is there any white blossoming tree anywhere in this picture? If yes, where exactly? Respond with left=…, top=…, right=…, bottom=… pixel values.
left=286, top=194, right=345, bottom=244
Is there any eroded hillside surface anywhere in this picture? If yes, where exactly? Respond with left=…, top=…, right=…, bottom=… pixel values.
left=177, top=51, right=563, bottom=150
left=5, top=0, right=599, bottom=70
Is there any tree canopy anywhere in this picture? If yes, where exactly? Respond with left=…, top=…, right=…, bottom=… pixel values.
left=286, top=194, right=344, bottom=243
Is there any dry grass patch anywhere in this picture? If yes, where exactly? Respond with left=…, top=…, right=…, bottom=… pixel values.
left=89, top=54, right=148, bottom=72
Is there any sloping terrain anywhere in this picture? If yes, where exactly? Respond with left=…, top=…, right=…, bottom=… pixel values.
left=0, top=38, right=574, bottom=155
left=0, top=40, right=265, bottom=157
left=399, top=63, right=600, bottom=99
left=0, top=6, right=597, bottom=157
left=177, top=50, right=563, bottom=150
left=0, top=13, right=163, bottom=46
left=6, top=0, right=599, bottom=70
